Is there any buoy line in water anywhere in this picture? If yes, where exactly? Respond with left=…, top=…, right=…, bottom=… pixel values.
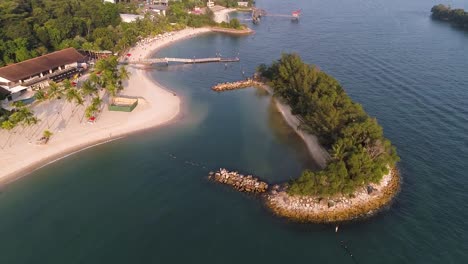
left=335, top=226, right=360, bottom=264
left=165, top=151, right=211, bottom=171
left=340, top=240, right=359, bottom=264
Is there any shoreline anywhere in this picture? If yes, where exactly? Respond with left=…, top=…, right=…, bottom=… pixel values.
left=265, top=168, right=400, bottom=223
left=209, top=80, right=400, bottom=223
left=0, top=27, right=212, bottom=186
left=212, top=80, right=330, bottom=168
left=263, top=85, right=330, bottom=168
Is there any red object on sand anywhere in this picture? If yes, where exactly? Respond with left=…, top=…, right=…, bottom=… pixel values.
left=88, top=116, right=96, bottom=122
left=127, top=53, right=132, bottom=57
left=71, top=82, right=77, bottom=86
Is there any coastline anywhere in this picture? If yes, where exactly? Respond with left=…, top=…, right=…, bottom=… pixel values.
left=213, top=81, right=330, bottom=168
left=265, top=168, right=400, bottom=223
left=210, top=27, right=254, bottom=35
left=0, top=27, right=211, bottom=186
left=262, top=85, right=330, bottom=168
left=210, top=81, right=400, bottom=223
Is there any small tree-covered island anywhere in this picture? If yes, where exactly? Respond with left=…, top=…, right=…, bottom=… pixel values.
left=210, top=54, right=401, bottom=223
left=431, top=4, right=468, bottom=29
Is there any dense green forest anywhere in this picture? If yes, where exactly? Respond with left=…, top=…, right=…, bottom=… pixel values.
left=0, top=0, right=122, bottom=66
left=258, top=54, right=399, bottom=196
left=431, top=4, right=468, bottom=29
left=0, top=0, right=244, bottom=67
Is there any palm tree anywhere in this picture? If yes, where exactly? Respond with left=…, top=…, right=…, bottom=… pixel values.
left=85, top=97, right=103, bottom=119
left=11, top=100, right=26, bottom=109
left=89, top=73, right=101, bottom=88
left=43, top=130, right=53, bottom=139
left=47, top=81, right=63, bottom=100
left=34, top=90, right=47, bottom=102
left=65, top=87, right=84, bottom=120
left=1, top=120, right=15, bottom=130
left=119, top=66, right=130, bottom=81
left=66, top=87, right=84, bottom=105
left=81, top=80, right=98, bottom=98
left=6, top=106, right=38, bottom=138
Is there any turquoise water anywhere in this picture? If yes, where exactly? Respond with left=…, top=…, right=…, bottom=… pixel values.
left=1, top=0, right=467, bottom=263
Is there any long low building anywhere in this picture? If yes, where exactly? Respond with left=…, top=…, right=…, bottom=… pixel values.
left=0, top=48, right=86, bottom=106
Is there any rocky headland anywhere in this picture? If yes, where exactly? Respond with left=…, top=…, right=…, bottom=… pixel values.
left=208, top=167, right=400, bottom=223
left=265, top=168, right=400, bottom=223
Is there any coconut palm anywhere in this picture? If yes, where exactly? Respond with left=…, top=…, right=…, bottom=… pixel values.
left=34, top=90, right=47, bottom=102
left=85, top=97, right=103, bottom=119
left=11, top=100, right=25, bottom=109
left=89, top=72, right=101, bottom=87
left=47, top=81, right=64, bottom=100
left=1, top=120, right=15, bottom=130
left=118, top=66, right=130, bottom=81
left=7, top=106, right=38, bottom=129
left=65, top=87, right=84, bottom=106
left=43, top=130, right=53, bottom=139
left=81, top=80, right=98, bottom=98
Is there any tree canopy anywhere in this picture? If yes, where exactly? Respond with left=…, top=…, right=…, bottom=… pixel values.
left=0, top=0, right=121, bottom=66
left=0, top=0, right=249, bottom=66
left=258, top=54, right=399, bottom=197
left=431, top=4, right=468, bottom=29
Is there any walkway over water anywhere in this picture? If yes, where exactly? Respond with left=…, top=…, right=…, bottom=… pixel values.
left=125, top=57, right=240, bottom=65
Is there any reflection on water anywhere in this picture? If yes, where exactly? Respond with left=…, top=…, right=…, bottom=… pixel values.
left=266, top=99, right=320, bottom=173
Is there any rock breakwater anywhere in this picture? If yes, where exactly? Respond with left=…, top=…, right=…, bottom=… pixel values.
left=208, top=168, right=268, bottom=193
left=212, top=79, right=264, bottom=91
left=208, top=167, right=400, bottom=222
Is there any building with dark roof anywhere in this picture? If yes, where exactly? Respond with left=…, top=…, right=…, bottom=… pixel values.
left=0, top=48, right=86, bottom=106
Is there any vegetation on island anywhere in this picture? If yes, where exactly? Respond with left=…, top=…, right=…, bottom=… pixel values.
left=431, top=4, right=468, bottom=29
left=168, top=0, right=245, bottom=29
left=258, top=54, right=399, bottom=196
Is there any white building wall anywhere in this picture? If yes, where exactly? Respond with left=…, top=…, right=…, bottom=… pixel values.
left=0, top=76, right=11, bottom=83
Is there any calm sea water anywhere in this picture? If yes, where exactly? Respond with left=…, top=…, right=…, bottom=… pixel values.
left=1, top=0, right=467, bottom=263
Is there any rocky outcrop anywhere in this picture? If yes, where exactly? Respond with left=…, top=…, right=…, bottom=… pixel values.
left=265, top=168, right=400, bottom=223
left=208, top=168, right=268, bottom=193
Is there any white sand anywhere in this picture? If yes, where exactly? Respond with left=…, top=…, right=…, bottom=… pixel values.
left=262, top=86, right=330, bottom=168
left=213, top=8, right=237, bottom=23
left=0, top=27, right=211, bottom=185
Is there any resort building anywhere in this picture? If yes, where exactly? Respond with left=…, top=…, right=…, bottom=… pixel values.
left=0, top=48, right=86, bottom=107
left=145, top=5, right=168, bottom=16
left=104, top=0, right=169, bottom=5
left=120, top=13, right=145, bottom=22
left=151, top=0, right=168, bottom=5
left=237, top=2, right=249, bottom=7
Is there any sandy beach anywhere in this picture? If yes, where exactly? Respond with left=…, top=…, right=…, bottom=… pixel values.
left=213, top=7, right=236, bottom=23
left=0, top=27, right=211, bottom=185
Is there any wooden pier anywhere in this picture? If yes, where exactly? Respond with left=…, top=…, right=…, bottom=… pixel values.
left=251, top=8, right=301, bottom=24
left=126, top=57, right=240, bottom=66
